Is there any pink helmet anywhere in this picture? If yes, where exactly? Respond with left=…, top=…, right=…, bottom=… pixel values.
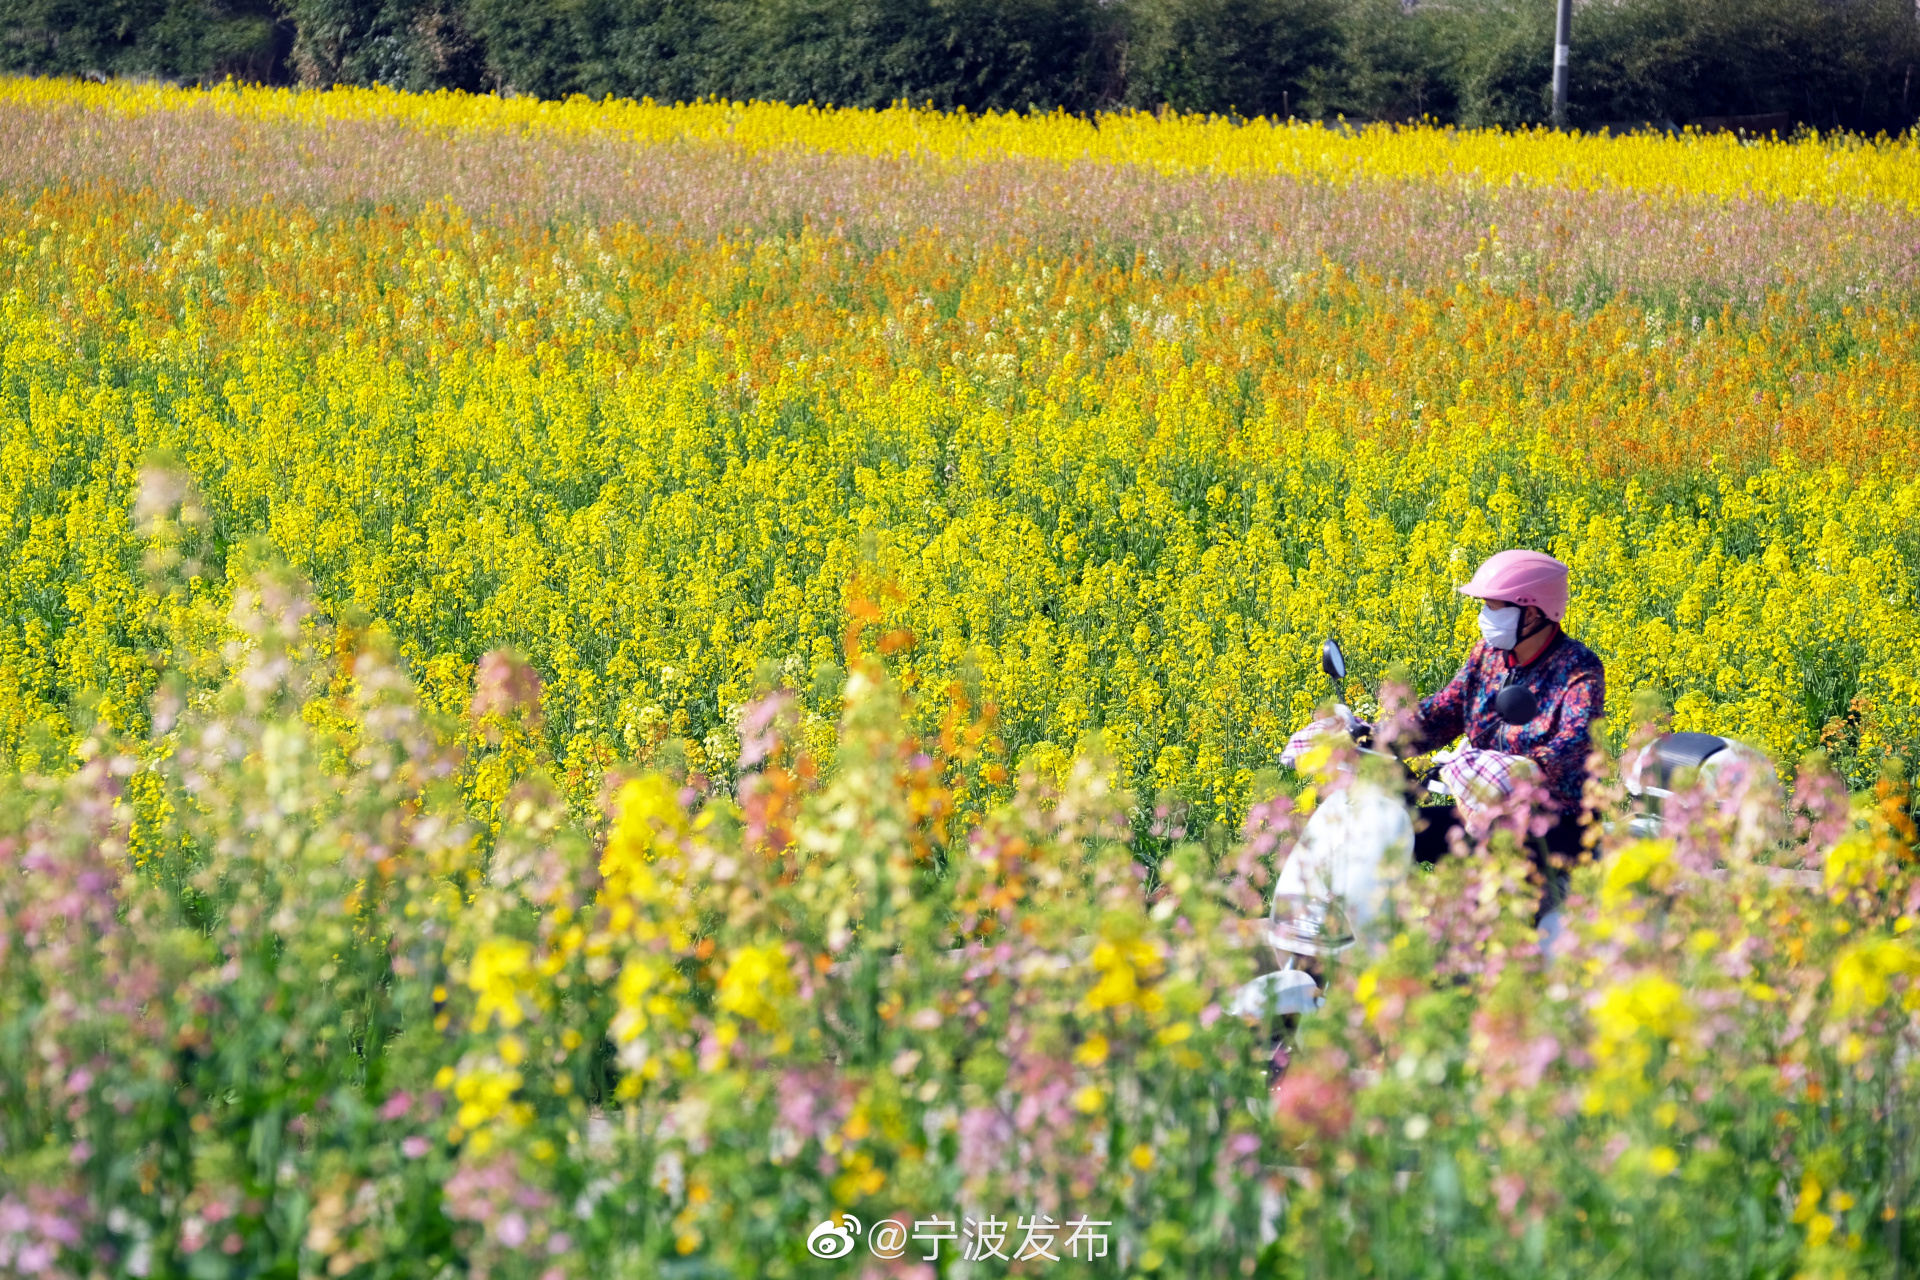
left=1458, top=549, right=1569, bottom=621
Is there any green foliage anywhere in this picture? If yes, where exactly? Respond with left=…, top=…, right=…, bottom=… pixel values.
left=1299, top=0, right=1455, bottom=121
left=281, top=0, right=486, bottom=91
left=1311, top=0, right=1920, bottom=132
left=461, top=0, right=1123, bottom=111
left=0, top=0, right=284, bottom=82
left=1121, top=0, right=1343, bottom=117
left=1565, top=0, right=1920, bottom=133
left=4, top=0, right=1916, bottom=131
left=734, top=0, right=1119, bottom=112
left=1322, top=0, right=1558, bottom=127
left=458, top=0, right=720, bottom=102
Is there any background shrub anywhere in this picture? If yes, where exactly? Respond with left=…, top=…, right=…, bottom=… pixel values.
left=3, top=0, right=1915, bottom=132
left=1563, top=0, right=1920, bottom=133
left=1119, top=0, right=1343, bottom=117
left=0, top=0, right=287, bottom=82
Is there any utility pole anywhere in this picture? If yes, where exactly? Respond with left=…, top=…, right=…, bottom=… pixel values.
left=1551, top=0, right=1573, bottom=128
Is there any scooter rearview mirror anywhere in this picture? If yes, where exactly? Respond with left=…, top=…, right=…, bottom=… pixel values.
left=1320, top=639, right=1346, bottom=682
left=1495, top=683, right=1540, bottom=726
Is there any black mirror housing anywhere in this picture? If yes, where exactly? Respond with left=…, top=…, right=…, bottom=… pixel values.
left=1320, top=639, right=1346, bottom=682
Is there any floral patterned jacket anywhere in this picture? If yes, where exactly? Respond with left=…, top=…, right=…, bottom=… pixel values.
left=1413, top=632, right=1606, bottom=814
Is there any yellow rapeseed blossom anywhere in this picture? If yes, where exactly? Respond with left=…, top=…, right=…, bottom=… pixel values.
left=1585, top=973, right=1692, bottom=1116
left=1823, top=835, right=1887, bottom=896
left=467, top=938, right=536, bottom=1031
left=453, top=1063, right=527, bottom=1132
left=1599, top=840, right=1676, bottom=913
left=1829, top=938, right=1920, bottom=1017
left=1353, top=968, right=1385, bottom=1023
left=602, top=775, right=690, bottom=903
left=1593, top=973, right=1692, bottom=1044
left=714, top=944, right=794, bottom=1031
left=1074, top=1033, right=1110, bottom=1067
left=1086, top=932, right=1167, bottom=1016
left=611, top=954, right=682, bottom=1044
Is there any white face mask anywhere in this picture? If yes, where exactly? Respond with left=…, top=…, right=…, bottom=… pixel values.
left=1478, top=604, right=1523, bottom=651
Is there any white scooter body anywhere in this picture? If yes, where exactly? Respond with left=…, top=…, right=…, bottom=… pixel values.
left=1228, top=775, right=1412, bottom=1020
left=1269, top=780, right=1414, bottom=934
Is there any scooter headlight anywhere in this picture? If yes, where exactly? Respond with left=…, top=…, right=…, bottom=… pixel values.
left=1266, top=892, right=1356, bottom=959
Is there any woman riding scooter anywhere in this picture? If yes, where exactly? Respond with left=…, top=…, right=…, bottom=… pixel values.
left=1407, top=548, right=1605, bottom=871
left=1245, top=552, right=1607, bottom=1064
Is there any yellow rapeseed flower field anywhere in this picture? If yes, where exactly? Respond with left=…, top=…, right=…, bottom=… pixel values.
left=0, top=78, right=1915, bottom=825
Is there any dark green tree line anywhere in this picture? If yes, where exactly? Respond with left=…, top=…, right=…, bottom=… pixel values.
left=2, top=0, right=1915, bottom=133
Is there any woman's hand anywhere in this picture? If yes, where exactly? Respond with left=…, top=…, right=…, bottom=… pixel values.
left=1280, top=707, right=1375, bottom=767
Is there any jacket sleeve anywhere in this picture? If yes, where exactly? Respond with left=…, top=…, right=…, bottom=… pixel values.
left=1535, top=659, right=1605, bottom=808
left=1414, top=659, right=1472, bottom=752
